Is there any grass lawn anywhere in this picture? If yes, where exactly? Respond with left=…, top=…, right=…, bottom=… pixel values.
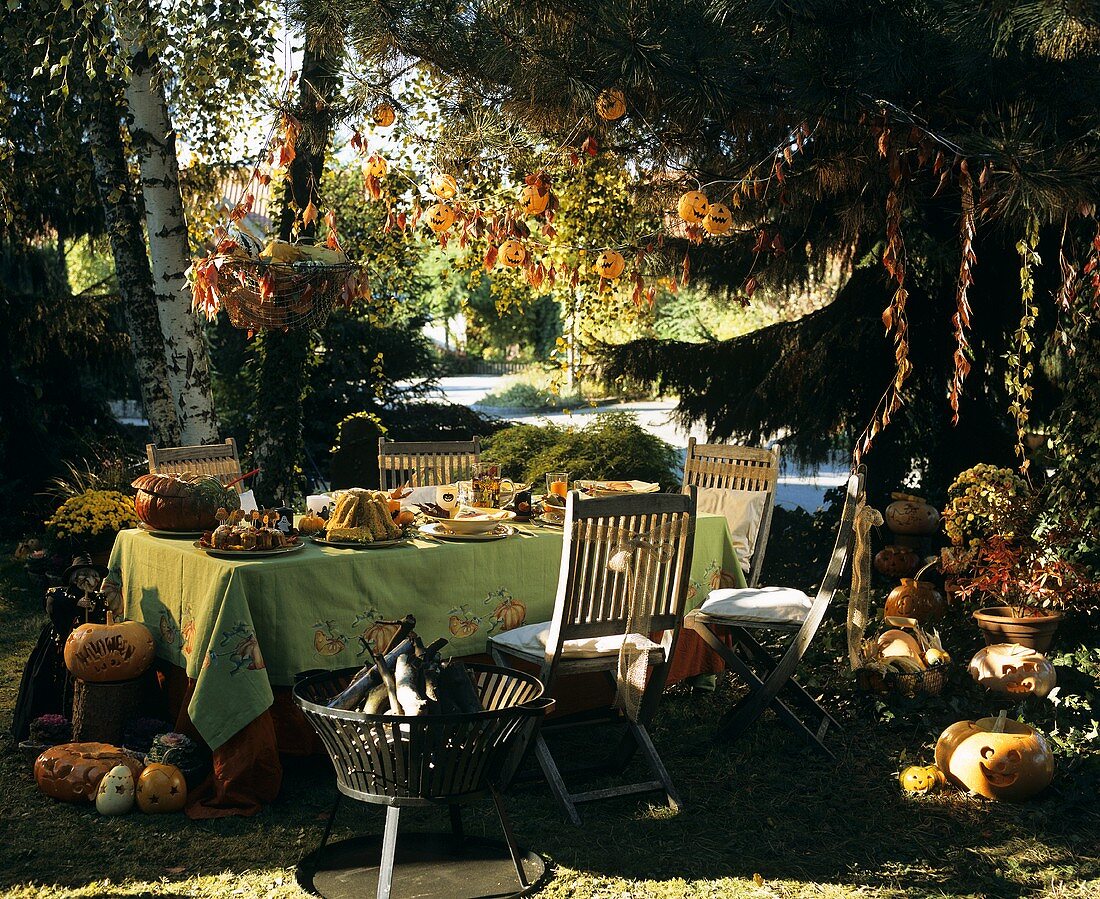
left=1, top=545, right=1098, bottom=899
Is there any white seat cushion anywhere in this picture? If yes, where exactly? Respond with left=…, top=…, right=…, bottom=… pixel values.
left=697, top=488, right=767, bottom=570
left=490, top=621, right=662, bottom=659
left=698, top=586, right=812, bottom=625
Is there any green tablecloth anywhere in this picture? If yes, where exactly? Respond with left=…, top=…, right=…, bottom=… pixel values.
left=109, top=515, right=742, bottom=750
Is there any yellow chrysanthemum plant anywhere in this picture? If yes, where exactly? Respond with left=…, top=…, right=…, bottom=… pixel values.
left=44, top=490, right=138, bottom=548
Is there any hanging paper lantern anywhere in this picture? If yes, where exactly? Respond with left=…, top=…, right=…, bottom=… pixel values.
left=594, top=250, right=626, bottom=280
left=364, top=154, right=388, bottom=179
left=595, top=88, right=627, bottom=121
left=430, top=173, right=458, bottom=199
left=677, top=191, right=710, bottom=224
left=702, top=202, right=733, bottom=235
left=498, top=240, right=527, bottom=267
left=425, top=203, right=456, bottom=233
left=371, top=103, right=396, bottom=128
left=520, top=184, right=550, bottom=216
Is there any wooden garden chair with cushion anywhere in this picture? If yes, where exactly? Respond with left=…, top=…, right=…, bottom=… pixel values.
left=489, top=488, right=697, bottom=825
left=147, top=438, right=244, bottom=493
left=682, top=438, right=780, bottom=588
left=685, top=466, right=866, bottom=757
left=377, top=437, right=480, bottom=490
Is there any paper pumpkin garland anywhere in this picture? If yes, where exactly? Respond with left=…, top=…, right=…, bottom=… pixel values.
left=430, top=173, right=458, bottom=199
left=425, top=203, right=456, bottom=233
left=595, top=250, right=626, bottom=280
left=371, top=103, right=396, bottom=128
left=702, top=202, right=733, bottom=235
left=498, top=240, right=527, bottom=267
left=364, top=154, right=388, bottom=179
left=520, top=183, right=550, bottom=216
left=595, top=88, right=627, bottom=121
left=677, top=191, right=710, bottom=224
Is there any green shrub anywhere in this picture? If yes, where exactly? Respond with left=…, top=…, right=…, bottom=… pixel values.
left=481, top=412, right=680, bottom=489
left=480, top=382, right=584, bottom=410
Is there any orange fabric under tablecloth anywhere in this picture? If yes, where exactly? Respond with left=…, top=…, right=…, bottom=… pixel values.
left=158, top=629, right=722, bottom=818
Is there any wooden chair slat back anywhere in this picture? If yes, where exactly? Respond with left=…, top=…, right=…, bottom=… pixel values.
left=377, top=437, right=481, bottom=490
left=146, top=439, right=244, bottom=493
left=682, top=438, right=779, bottom=491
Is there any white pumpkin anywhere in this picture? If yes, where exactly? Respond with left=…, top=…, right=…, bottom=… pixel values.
left=95, top=764, right=136, bottom=815
left=969, top=643, right=1057, bottom=698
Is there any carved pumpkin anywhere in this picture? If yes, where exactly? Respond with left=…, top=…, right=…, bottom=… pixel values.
left=969, top=644, right=1057, bottom=698
left=677, top=190, right=709, bottom=224
left=885, top=492, right=940, bottom=535
left=425, top=203, right=455, bottom=233
left=702, top=202, right=732, bottom=235
left=430, top=173, right=458, bottom=199
left=364, top=154, right=388, bottom=179
left=520, top=183, right=550, bottom=216
left=64, top=612, right=155, bottom=682
left=35, top=742, right=144, bottom=803
left=885, top=578, right=946, bottom=623
left=899, top=764, right=944, bottom=794
left=594, top=249, right=626, bottom=280
left=595, top=88, right=627, bottom=121
left=935, top=717, right=1054, bottom=801
left=874, top=544, right=919, bottom=578
left=299, top=512, right=326, bottom=536
left=492, top=596, right=526, bottom=631
left=132, top=473, right=240, bottom=532
left=136, top=762, right=187, bottom=813
left=498, top=240, right=527, bottom=267
left=371, top=102, right=396, bottom=128
left=96, top=764, right=136, bottom=815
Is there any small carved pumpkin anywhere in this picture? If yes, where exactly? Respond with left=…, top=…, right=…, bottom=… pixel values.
left=595, top=88, right=626, bottom=121
left=702, top=202, right=732, bottom=235
left=430, top=173, right=458, bottom=199
left=935, top=717, right=1054, bottom=801
left=498, top=239, right=527, bottom=267
left=520, top=183, right=550, bottom=216
left=371, top=102, right=396, bottom=128
left=136, top=762, right=187, bottom=813
left=899, top=764, right=944, bottom=794
left=885, top=492, right=939, bottom=535
left=885, top=578, right=946, bottom=623
left=594, top=249, right=626, bottom=280
left=677, top=190, right=709, bottom=224
left=298, top=512, right=325, bottom=536
left=64, top=612, right=155, bottom=682
left=96, top=764, right=136, bottom=815
left=874, top=544, right=919, bottom=578
left=969, top=644, right=1057, bottom=698
left=35, top=742, right=144, bottom=803
left=364, top=154, right=388, bottom=179
left=425, top=202, right=455, bottom=233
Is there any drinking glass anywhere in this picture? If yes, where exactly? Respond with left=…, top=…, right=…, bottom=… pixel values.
left=546, top=472, right=569, bottom=498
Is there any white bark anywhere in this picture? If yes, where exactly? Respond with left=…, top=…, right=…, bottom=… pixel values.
left=125, top=45, right=220, bottom=444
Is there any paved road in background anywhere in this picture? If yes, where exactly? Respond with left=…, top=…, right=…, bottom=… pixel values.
left=423, top=375, right=847, bottom=511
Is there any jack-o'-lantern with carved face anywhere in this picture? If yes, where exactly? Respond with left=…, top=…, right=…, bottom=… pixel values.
left=595, top=88, right=626, bottom=121
left=677, top=191, right=709, bottom=224
left=425, top=203, right=456, bottom=234
left=498, top=240, right=527, bottom=267
left=969, top=644, right=1057, bottom=698
left=364, top=154, right=388, bottom=179
left=594, top=249, right=626, bottom=280
left=371, top=102, right=396, bottom=128
left=430, top=173, right=458, bottom=199
left=935, top=717, right=1054, bottom=801
left=520, top=184, right=550, bottom=216
left=899, top=764, right=944, bottom=794
left=702, top=202, right=733, bottom=235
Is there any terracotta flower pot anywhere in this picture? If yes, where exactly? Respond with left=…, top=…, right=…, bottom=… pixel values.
left=973, top=606, right=1063, bottom=653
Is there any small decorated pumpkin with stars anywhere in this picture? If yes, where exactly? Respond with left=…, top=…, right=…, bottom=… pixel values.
left=594, top=249, right=626, bottom=280
left=136, top=762, right=187, bottom=813
left=498, top=240, right=527, bottom=267
left=595, top=88, right=627, bottom=121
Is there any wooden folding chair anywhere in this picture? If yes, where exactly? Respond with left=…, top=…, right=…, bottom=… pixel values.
left=685, top=467, right=866, bottom=757
left=147, top=438, right=244, bottom=493
left=377, top=437, right=480, bottom=490
left=682, top=438, right=780, bottom=587
left=490, top=488, right=697, bottom=825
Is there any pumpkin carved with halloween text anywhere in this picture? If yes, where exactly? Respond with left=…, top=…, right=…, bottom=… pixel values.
left=935, top=717, right=1054, bottom=801
left=132, top=473, right=240, bottom=532
left=35, top=742, right=144, bottom=803
left=64, top=612, right=155, bottom=682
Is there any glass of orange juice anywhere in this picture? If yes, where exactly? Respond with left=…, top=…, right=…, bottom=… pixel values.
left=546, top=472, right=569, bottom=498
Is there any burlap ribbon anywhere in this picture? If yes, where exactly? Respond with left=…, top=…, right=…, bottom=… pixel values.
left=847, top=500, right=883, bottom=670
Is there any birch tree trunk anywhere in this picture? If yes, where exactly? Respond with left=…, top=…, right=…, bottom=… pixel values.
left=87, top=91, right=182, bottom=446
left=250, top=46, right=341, bottom=506
left=125, top=42, right=220, bottom=444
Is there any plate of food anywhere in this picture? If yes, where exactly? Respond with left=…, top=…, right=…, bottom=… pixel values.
left=197, top=508, right=302, bottom=557
left=418, top=522, right=515, bottom=542
left=575, top=480, right=660, bottom=496
left=196, top=540, right=305, bottom=559
left=417, top=504, right=516, bottom=535
left=315, top=488, right=413, bottom=546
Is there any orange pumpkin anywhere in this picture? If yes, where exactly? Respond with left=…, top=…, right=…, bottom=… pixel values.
left=132, top=473, right=239, bottom=532
left=364, top=154, right=388, bottom=179
left=874, top=544, right=919, bottom=578
left=969, top=644, right=1057, bottom=698
left=520, top=184, right=550, bottom=216
left=35, top=742, right=144, bottom=803
left=425, top=202, right=455, bottom=233
left=498, top=240, right=527, bottom=267
left=298, top=512, right=326, bottom=536
left=430, top=173, right=458, bottom=199
left=395, top=509, right=416, bottom=527
left=935, top=717, right=1054, bottom=801
left=136, top=763, right=187, bottom=813
left=885, top=492, right=940, bottom=535
left=676, top=191, right=709, bottom=224
left=885, top=578, right=946, bottom=623
left=64, top=612, right=155, bottom=682
left=594, top=250, right=626, bottom=280
left=702, top=202, right=732, bottom=235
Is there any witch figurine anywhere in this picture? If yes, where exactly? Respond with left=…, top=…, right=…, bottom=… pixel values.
left=10, top=555, right=111, bottom=743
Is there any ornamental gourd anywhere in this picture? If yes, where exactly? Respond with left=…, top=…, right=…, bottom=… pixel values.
left=594, top=250, right=626, bottom=280
left=885, top=578, right=946, bottom=623
left=935, top=717, right=1054, bottom=801
left=371, top=102, right=396, bottom=128
left=595, top=88, right=626, bottom=121
left=35, top=742, right=144, bottom=803
left=425, top=203, right=455, bottom=233
left=498, top=240, right=527, bottom=267
left=136, top=763, right=187, bottom=813
left=132, top=473, right=240, bottom=532
left=702, top=202, right=732, bottom=235
left=64, top=612, right=155, bottom=682
left=520, top=184, right=550, bottom=216
left=969, top=644, right=1057, bottom=698
left=677, top=190, right=709, bottom=224
left=298, top=512, right=325, bottom=536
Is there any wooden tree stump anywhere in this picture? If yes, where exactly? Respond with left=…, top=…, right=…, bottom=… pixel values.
left=71, top=671, right=162, bottom=744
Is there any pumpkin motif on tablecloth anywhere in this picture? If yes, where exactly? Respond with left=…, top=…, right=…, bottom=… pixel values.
left=708, top=567, right=739, bottom=591
left=935, top=717, right=1054, bottom=801
left=64, top=612, right=155, bottom=682
left=448, top=607, right=481, bottom=638
left=314, top=621, right=347, bottom=656
left=181, top=620, right=195, bottom=656
left=159, top=612, right=179, bottom=646
left=490, top=593, right=526, bottom=632
left=356, top=614, right=401, bottom=656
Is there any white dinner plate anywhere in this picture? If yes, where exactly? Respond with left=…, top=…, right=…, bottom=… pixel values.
left=418, top=523, right=515, bottom=542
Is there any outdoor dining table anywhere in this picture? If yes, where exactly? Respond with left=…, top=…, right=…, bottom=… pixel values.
left=108, top=512, right=744, bottom=817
